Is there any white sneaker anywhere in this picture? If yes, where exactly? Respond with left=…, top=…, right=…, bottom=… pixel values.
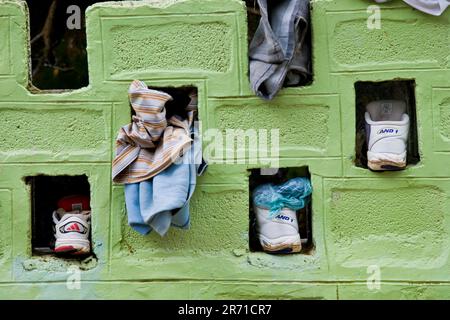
left=373, top=0, right=449, bottom=16
left=52, top=208, right=91, bottom=255
left=254, top=206, right=301, bottom=253
left=403, top=0, right=449, bottom=16
left=365, top=100, right=410, bottom=171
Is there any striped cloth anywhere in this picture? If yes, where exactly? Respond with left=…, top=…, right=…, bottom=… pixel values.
left=112, top=80, right=196, bottom=184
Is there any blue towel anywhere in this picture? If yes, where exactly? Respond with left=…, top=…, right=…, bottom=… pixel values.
left=124, top=125, right=207, bottom=236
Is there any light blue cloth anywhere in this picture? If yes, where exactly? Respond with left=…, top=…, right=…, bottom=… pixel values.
left=124, top=125, right=207, bottom=236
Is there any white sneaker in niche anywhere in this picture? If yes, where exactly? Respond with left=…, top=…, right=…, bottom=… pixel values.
left=365, top=100, right=410, bottom=171
left=52, top=208, right=91, bottom=255
left=254, top=206, right=301, bottom=254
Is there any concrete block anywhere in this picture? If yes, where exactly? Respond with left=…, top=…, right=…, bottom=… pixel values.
left=117, top=185, right=249, bottom=256
left=0, top=189, right=12, bottom=281
left=325, top=6, right=449, bottom=72
left=0, top=164, right=111, bottom=282
left=325, top=178, right=450, bottom=281
left=86, top=0, right=248, bottom=96
left=0, top=1, right=29, bottom=86
left=207, top=95, right=341, bottom=161
left=433, top=88, right=450, bottom=151
left=338, top=283, right=450, bottom=300
left=0, top=17, right=11, bottom=76
left=189, top=281, right=338, bottom=300
left=0, top=103, right=112, bottom=163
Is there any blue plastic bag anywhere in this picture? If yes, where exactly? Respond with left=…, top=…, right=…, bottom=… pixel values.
left=252, top=177, right=312, bottom=217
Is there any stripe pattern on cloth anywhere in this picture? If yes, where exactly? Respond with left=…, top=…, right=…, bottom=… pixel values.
left=112, top=80, right=194, bottom=184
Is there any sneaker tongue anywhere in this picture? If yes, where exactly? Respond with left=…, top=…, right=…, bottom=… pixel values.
left=56, top=208, right=90, bottom=219
left=366, top=100, right=406, bottom=122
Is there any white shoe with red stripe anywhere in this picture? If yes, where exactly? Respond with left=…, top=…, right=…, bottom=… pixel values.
left=52, top=208, right=91, bottom=255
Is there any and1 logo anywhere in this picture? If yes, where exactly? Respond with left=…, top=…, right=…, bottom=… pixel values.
left=275, top=214, right=294, bottom=223
left=377, top=128, right=398, bottom=134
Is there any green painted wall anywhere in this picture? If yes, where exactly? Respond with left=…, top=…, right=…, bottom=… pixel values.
left=0, top=0, right=449, bottom=299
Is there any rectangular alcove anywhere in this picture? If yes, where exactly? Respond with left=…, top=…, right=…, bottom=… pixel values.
left=25, top=175, right=91, bottom=257
left=26, top=0, right=111, bottom=91
left=248, top=167, right=314, bottom=254
left=355, top=80, right=420, bottom=170
left=245, top=0, right=313, bottom=88
left=130, top=85, right=199, bottom=127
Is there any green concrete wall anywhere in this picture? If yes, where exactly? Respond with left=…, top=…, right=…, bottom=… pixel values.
left=0, top=0, right=449, bottom=299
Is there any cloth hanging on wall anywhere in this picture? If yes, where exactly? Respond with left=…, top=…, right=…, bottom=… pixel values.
left=249, top=0, right=311, bottom=100
left=124, top=124, right=206, bottom=236
left=112, top=80, right=207, bottom=236
left=112, top=80, right=193, bottom=184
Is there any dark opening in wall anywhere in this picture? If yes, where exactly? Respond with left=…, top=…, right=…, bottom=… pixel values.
left=355, top=80, right=420, bottom=170
left=248, top=167, right=313, bottom=255
left=26, top=175, right=91, bottom=257
left=245, top=0, right=261, bottom=45
left=244, top=0, right=313, bottom=88
left=26, top=0, right=111, bottom=90
left=132, top=85, right=199, bottom=122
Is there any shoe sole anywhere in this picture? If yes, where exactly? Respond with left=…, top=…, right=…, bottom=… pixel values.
left=367, top=151, right=406, bottom=171
left=262, top=242, right=302, bottom=254
left=368, top=159, right=406, bottom=171
left=259, top=234, right=302, bottom=254
left=55, top=239, right=90, bottom=255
